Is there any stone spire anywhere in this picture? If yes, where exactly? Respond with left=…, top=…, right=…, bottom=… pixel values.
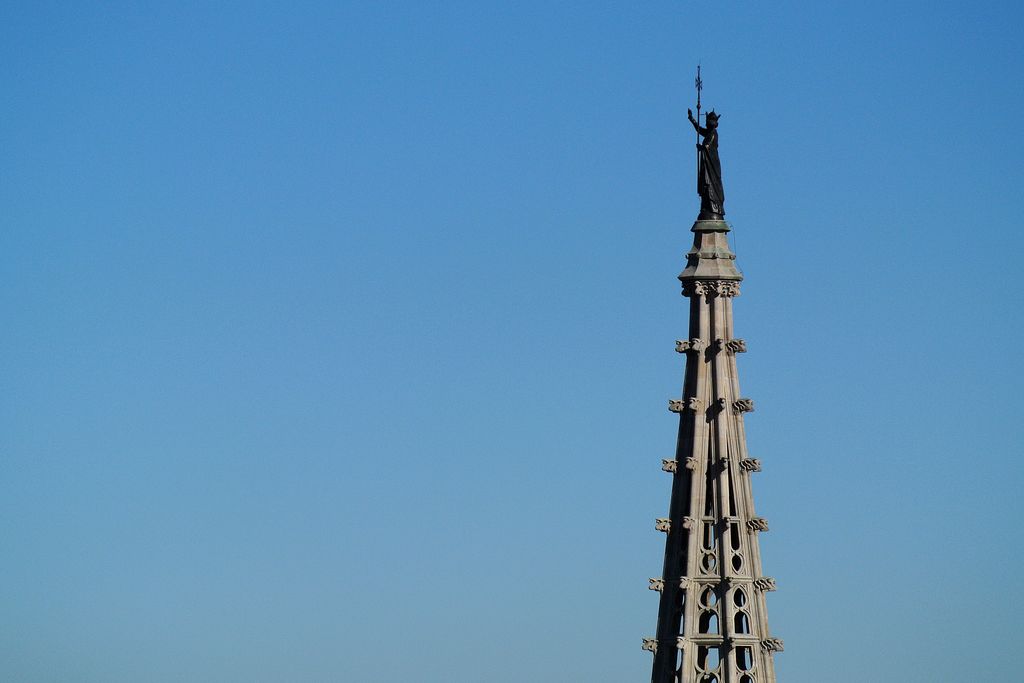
left=644, top=218, right=782, bottom=683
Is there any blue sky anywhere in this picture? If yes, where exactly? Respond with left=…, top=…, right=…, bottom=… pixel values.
left=2, top=2, right=1022, bottom=681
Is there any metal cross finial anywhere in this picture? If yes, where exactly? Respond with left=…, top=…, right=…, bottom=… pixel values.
left=694, top=64, right=702, bottom=127
left=694, top=64, right=702, bottom=179
left=695, top=64, right=702, bottom=111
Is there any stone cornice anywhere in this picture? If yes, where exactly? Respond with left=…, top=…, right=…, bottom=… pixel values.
left=680, top=279, right=742, bottom=298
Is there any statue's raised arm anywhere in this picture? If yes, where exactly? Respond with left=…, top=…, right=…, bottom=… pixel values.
left=687, top=108, right=708, bottom=137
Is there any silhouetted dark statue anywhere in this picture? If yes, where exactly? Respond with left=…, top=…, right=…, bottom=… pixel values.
left=688, top=108, right=724, bottom=220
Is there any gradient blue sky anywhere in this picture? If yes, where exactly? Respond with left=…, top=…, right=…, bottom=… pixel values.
left=3, top=2, right=1022, bottom=681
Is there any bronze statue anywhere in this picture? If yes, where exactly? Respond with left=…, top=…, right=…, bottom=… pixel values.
left=688, top=107, right=724, bottom=220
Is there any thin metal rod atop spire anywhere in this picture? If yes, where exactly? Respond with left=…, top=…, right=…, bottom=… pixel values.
left=694, top=64, right=702, bottom=181
left=694, top=64, right=702, bottom=129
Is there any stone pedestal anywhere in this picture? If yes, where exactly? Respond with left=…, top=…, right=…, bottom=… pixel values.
left=677, top=220, right=741, bottom=283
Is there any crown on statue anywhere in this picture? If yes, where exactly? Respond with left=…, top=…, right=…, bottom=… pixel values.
left=705, top=110, right=720, bottom=121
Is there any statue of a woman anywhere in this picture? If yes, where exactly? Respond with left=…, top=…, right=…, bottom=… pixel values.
left=687, top=108, right=725, bottom=220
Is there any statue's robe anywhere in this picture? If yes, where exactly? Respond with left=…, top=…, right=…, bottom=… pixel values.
left=697, top=129, right=725, bottom=218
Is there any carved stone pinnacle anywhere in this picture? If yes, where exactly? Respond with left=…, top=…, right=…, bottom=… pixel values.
left=650, top=167, right=780, bottom=682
